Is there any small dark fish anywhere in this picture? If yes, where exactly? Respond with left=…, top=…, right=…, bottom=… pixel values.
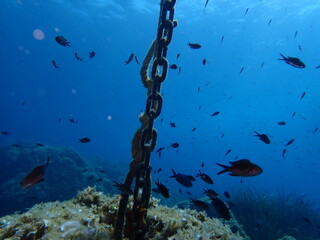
left=210, top=196, right=231, bottom=220
left=176, top=53, right=180, bottom=60
left=239, top=67, right=244, bottom=74
left=220, top=132, right=225, bottom=139
left=82, top=168, right=88, bottom=173
left=278, top=54, right=305, bottom=68
left=260, top=62, right=264, bottom=69
left=157, top=168, right=162, bottom=173
left=134, top=56, right=140, bottom=64
left=316, top=65, right=320, bottom=69
left=188, top=42, right=201, bottom=49
left=96, top=178, right=103, bottom=182
left=21, top=101, right=26, bottom=106
left=190, top=198, right=209, bottom=210
left=156, top=147, right=164, bottom=153
left=55, top=36, right=71, bottom=47
left=282, top=149, right=287, bottom=160
left=203, top=188, right=219, bottom=198
left=154, top=180, right=169, bottom=198
left=278, top=121, right=286, bottom=125
left=197, top=87, right=200, bottom=94
left=52, top=60, right=60, bottom=69
left=69, top=118, right=77, bottom=123
left=203, top=0, right=210, bottom=12
left=170, top=121, right=176, bottom=127
left=225, top=149, right=231, bottom=156
left=169, top=64, right=178, bottom=69
left=125, top=53, right=134, bottom=65
left=298, top=45, right=302, bottom=51
left=196, top=170, right=214, bottom=184
left=179, top=188, right=182, bottom=195
left=99, top=169, right=106, bottom=173
left=186, top=191, right=192, bottom=196
left=268, top=19, right=272, bottom=26
left=112, top=181, right=133, bottom=195
left=201, top=162, right=204, bottom=168
left=36, top=143, right=44, bottom=147
left=79, top=137, right=91, bottom=143
left=89, top=51, right=95, bottom=58
left=294, top=31, right=298, bottom=39
left=253, top=131, right=270, bottom=144
left=192, top=127, right=197, bottom=132
left=12, top=144, right=22, bottom=147
left=178, top=66, right=181, bottom=75
left=202, top=59, right=207, bottom=65
left=302, top=217, right=312, bottom=225
left=284, top=139, right=295, bottom=147
left=221, top=36, right=224, bottom=44
left=0, top=131, right=9, bottom=135
left=244, top=8, right=249, bottom=15
left=74, top=52, right=83, bottom=62
left=198, top=105, right=202, bottom=110
left=224, top=191, right=231, bottom=199
left=170, top=142, right=179, bottom=148
left=300, top=92, right=306, bottom=101
left=170, top=169, right=195, bottom=188
left=58, top=118, right=61, bottom=124
left=211, top=111, right=220, bottom=117
left=216, top=159, right=263, bottom=177
left=21, top=157, right=50, bottom=188
left=313, top=128, right=318, bottom=134
left=292, top=112, right=296, bottom=118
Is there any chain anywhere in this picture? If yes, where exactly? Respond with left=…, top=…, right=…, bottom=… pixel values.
left=113, top=1, right=176, bottom=239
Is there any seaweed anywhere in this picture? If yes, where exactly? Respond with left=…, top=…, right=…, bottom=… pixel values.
left=230, top=187, right=320, bottom=240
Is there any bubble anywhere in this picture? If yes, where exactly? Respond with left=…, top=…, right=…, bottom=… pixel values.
left=71, top=89, right=77, bottom=94
left=54, top=27, right=60, bottom=33
left=33, top=29, right=45, bottom=40
left=107, top=115, right=112, bottom=120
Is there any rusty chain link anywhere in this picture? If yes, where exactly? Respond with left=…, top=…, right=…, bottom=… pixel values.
left=114, top=1, right=176, bottom=239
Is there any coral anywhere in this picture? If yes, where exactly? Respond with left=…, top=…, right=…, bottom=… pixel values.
left=0, top=187, right=247, bottom=240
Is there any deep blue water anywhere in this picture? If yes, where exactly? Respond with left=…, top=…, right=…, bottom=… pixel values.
left=1, top=0, right=320, bottom=209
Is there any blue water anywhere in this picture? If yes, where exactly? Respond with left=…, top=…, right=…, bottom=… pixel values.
left=1, top=0, right=320, bottom=209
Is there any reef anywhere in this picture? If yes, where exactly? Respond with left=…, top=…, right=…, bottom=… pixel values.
left=0, top=187, right=248, bottom=240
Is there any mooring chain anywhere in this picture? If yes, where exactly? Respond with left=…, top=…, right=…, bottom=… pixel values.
left=113, top=1, right=176, bottom=239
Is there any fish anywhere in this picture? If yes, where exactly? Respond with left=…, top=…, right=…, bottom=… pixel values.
left=190, top=198, right=209, bottom=210
left=134, top=56, right=140, bottom=64
left=79, top=137, right=91, bottom=143
left=216, top=159, right=263, bottom=177
left=74, top=52, right=83, bottom=62
left=178, top=66, right=181, bottom=75
left=260, top=62, right=264, bottom=69
left=179, top=188, right=182, bottom=195
left=156, top=147, right=164, bottom=153
left=282, top=149, right=287, bottom=160
left=284, top=139, right=295, bottom=146
left=55, top=36, right=71, bottom=47
left=210, top=196, right=231, bottom=220
left=21, top=157, right=50, bottom=188
left=224, top=191, right=231, bottom=199
left=300, top=92, right=306, bottom=101
left=176, top=53, right=180, bottom=59
left=302, top=217, right=312, bottom=225
left=89, top=51, right=95, bottom=58
left=244, top=8, right=249, bottom=15
left=196, top=170, right=214, bottom=184
left=36, top=143, right=44, bottom=147
left=278, top=54, right=305, bottom=68
left=298, top=45, right=302, bottom=51
left=153, top=180, right=169, bottom=198
left=125, top=53, right=135, bottom=65
left=170, top=121, right=176, bottom=127
left=0, top=131, right=9, bottom=135
left=170, top=169, right=195, bottom=188
left=253, top=131, right=271, bottom=144
left=169, top=64, right=178, bottom=69
left=188, top=42, right=201, bottom=49
left=316, top=65, right=320, bottom=69
left=202, top=59, right=207, bottom=65
left=170, top=142, right=179, bottom=148
left=221, top=36, right=224, bottom=44
left=203, top=188, right=219, bottom=198
left=268, top=19, right=272, bottom=26
left=225, top=149, right=231, bottom=156
left=52, top=60, right=60, bottom=69
left=278, top=121, right=286, bottom=125
left=157, top=168, right=162, bottom=173
left=112, top=181, right=133, bottom=195
left=12, top=144, right=22, bottom=147
left=58, top=118, right=61, bottom=124
left=239, top=67, right=244, bottom=74
left=211, top=111, right=220, bottom=117
left=69, top=118, right=77, bottom=123
left=198, top=87, right=200, bottom=94
left=203, top=0, right=210, bottom=12
left=294, top=31, right=298, bottom=39
left=292, top=112, right=296, bottom=118
left=192, top=128, right=197, bottom=132
left=96, top=178, right=103, bottom=182
left=201, top=162, right=204, bottom=168
left=313, top=128, right=318, bottom=134
left=198, top=105, right=202, bottom=110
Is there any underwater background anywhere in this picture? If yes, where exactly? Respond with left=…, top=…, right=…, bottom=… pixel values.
left=1, top=0, right=320, bottom=239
